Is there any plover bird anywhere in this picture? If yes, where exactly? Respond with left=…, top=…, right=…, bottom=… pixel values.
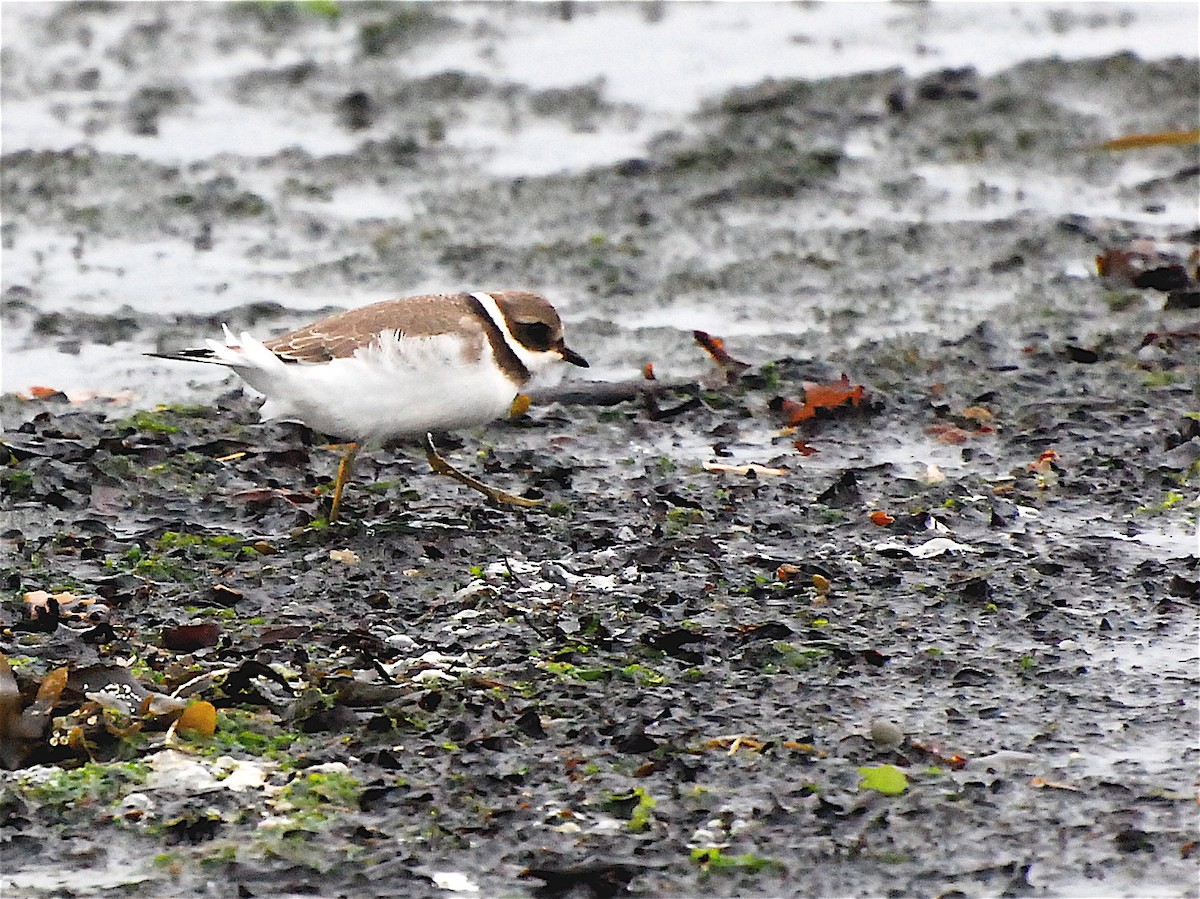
left=154, top=290, right=588, bottom=521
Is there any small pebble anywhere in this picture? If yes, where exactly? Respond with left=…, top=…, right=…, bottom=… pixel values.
left=870, top=718, right=904, bottom=749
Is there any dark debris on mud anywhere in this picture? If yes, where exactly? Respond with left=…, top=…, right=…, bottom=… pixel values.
left=2, top=3, right=1200, bottom=897
left=2, top=315, right=1198, bottom=898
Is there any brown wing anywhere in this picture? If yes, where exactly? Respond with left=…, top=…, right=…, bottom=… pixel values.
left=262, top=293, right=484, bottom=363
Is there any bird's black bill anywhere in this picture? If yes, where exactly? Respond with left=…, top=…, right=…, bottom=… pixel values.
left=559, top=344, right=589, bottom=368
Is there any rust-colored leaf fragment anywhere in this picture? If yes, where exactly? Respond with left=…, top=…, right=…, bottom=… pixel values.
left=0, top=656, right=24, bottom=767
left=693, top=330, right=750, bottom=380
left=869, top=510, right=895, bottom=526
left=1141, top=328, right=1200, bottom=348
left=32, top=667, right=68, bottom=712
left=777, top=398, right=806, bottom=422
left=1030, top=776, right=1083, bottom=792
left=782, top=375, right=866, bottom=424
left=1096, top=248, right=1132, bottom=279
left=162, top=622, right=222, bottom=652
left=793, top=440, right=818, bottom=456
left=177, top=700, right=217, bottom=737
left=928, top=423, right=973, bottom=444
left=776, top=563, right=802, bottom=582
left=1029, top=449, right=1060, bottom=472
left=1028, top=449, right=1061, bottom=490
left=1, top=657, right=70, bottom=768
left=641, top=362, right=657, bottom=381
left=230, top=487, right=313, bottom=506
left=1097, top=242, right=1199, bottom=301
left=910, top=739, right=969, bottom=769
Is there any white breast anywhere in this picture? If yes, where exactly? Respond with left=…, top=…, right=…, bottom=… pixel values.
left=219, top=330, right=521, bottom=444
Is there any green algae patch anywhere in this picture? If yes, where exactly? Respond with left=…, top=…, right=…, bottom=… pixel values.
left=858, top=764, right=909, bottom=796
left=16, top=761, right=150, bottom=814
left=691, top=848, right=784, bottom=875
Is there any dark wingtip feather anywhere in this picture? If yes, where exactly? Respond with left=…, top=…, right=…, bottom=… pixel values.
left=145, top=347, right=219, bottom=363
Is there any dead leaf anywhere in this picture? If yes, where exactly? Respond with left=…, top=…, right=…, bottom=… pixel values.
left=693, top=330, right=751, bottom=381
left=1030, top=777, right=1083, bottom=792
left=779, top=374, right=866, bottom=424
left=928, top=423, right=973, bottom=444
left=161, top=622, right=222, bottom=652
left=230, top=488, right=313, bottom=506
left=0, top=656, right=70, bottom=768
left=1029, top=449, right=1060, bottom=474
left=509, top=394, right=532, bottom=417
left=28, top=386, right=67, bottom=399
left=329, top=548, right=360, bottom=565
left=961, top=406, right=993, bottom=422
left=776, top=563, right=801, bottom=581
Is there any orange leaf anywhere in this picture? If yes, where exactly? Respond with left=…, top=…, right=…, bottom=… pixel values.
left=693, top=330, right=750, bottom=375
left=776, top=563, right=802, bottom=581
left=869, top=510, right=894, bottom=526
left=641, top=362, right=656, bottom=381
left=33, top=667, right=68, bottom=709
left=784, top=375, right=866, bottom=424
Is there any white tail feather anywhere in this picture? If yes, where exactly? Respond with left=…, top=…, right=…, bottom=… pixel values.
left=203, top=325, right=287, bottom=373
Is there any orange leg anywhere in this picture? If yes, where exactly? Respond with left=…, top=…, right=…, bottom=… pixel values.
left=325, top=442, right=359, bottom=522
left=423, top=433, right=541, bottom=508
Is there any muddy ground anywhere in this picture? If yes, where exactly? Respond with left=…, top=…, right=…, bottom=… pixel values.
left=2, top=3, right=1199, bottom=898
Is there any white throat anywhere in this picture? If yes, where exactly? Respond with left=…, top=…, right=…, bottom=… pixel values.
left=469, top=291, right=560, bottom=375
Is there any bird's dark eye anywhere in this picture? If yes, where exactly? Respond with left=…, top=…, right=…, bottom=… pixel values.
left=513, top=321, right=553, bottom=351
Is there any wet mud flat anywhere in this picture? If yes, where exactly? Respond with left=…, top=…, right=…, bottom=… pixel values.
left=2, top=3, right=1200, bottom=897
left=2, top=312, right=1198, bottom=898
